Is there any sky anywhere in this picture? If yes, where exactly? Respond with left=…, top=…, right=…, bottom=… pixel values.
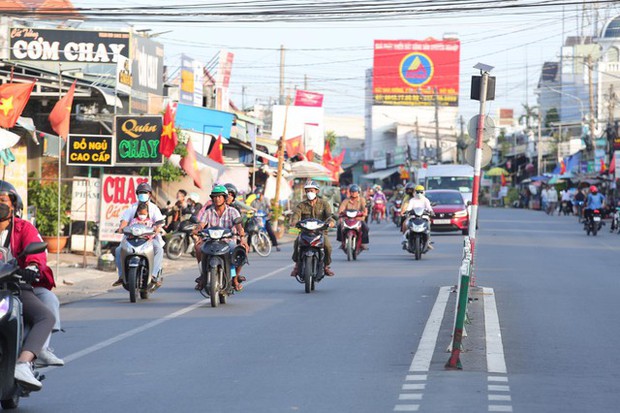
left=69, top=1, right=620, bottom=127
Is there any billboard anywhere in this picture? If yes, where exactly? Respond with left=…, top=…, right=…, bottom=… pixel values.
left=372, top=39, right=460, bottom=107
left=98, top=174, right=150, bottom=242
left=67, top=134, right=114, bottom=166
left=114, top=115, right=163, bottom=166
left=179, top=54, right=204, bottom=106
left=9, top=27, right=129, bottom=63
left=130, top=35, right=164, bottom=114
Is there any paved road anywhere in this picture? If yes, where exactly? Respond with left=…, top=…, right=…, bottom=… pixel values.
left=22, top=208, right=620, bottom=412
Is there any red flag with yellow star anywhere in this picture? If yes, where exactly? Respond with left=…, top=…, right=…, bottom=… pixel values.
left=180, top=138, right=202, bottom=189
left=48, top=80, right=76, bottom=140
left=0, top=81, right=36, bottom=129
left=285, top=135, right=304, bottom=158
left=159, top=102, right=178, bottom=158
left=208, top=134, right=224, bottom=164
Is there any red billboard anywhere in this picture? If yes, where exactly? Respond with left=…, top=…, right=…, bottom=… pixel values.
left=373, top=39, right=460, bottom=107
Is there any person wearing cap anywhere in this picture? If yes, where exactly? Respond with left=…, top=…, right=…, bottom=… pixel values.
left=187, top=192, right=203, bottom=216
left=0, top=180, right=56, bottom=391
left=584, top=185, right=606, bottom=226
left=194, top=185, right=248, bottom=291
left=113, top=182, right=165, bottom=287
left=337, top=184, right=369, bottom=249
left=290, top=180, right=335, bottom=277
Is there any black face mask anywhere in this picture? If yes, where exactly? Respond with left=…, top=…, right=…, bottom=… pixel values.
left=0, top=203, right=11, bottom=222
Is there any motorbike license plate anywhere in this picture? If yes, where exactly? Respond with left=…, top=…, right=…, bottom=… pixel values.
left=593, top=217, right=601, bottom=222
left=433, top=219, right=450, bottom=224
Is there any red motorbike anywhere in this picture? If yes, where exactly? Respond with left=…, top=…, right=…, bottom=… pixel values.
left=340, top=210, right=364, bottom=261
left=372, top=198, right=386, bottom=224
left=391, top=199, right=403, bottom=227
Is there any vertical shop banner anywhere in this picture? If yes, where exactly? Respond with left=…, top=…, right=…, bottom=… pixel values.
left=115, top=115, right=163, bottom=166
left=70, top=177, right=101, bottom=222
left=216, top=50, right=234, bottom=88
left=130, top=35, right=164, bottom=114
left=99, top=174, right=151, bottom=242
left=4, top=144, right=28, bottom=209
left=372, top=39, right=460, bottom=106
left=180, top=54, right=195, bottom=106
left=116, top=55, right=133, bottom=95
left=615, top=150, right=620, bottom=179
left=193, top=59, right=204, bottom=107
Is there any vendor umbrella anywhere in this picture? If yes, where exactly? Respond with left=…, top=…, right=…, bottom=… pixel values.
left=486, top=167, right=509, bottom=176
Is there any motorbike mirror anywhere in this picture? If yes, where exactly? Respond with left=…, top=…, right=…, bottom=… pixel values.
left=19, top=242, right=48, bottom=258
left=154, top=219, right=166, bottom=226
left=189, top=215, right=200, bottom=224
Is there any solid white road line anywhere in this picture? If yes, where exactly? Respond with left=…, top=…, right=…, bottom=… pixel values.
left=59, top=263, right=294, bottom=366
left=409, top=286, right=451, bottom=372
left=483, top=287, right=507, bottom=374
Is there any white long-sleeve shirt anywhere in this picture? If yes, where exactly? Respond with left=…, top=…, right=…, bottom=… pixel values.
left=405, top=196, right=433, bottom=214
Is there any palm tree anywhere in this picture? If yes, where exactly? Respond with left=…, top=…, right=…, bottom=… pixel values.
left=518, top=103, right=539, bottom=130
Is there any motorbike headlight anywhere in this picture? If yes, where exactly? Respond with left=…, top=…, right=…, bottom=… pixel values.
left=0, top=297, right=9, bottom=319
left=413, top=224, right=425, bottom=232
left=301, top=221, right=322, bottom=231
left=208, top=228, right=225, bottom=239
left=454, top=210, right=468, bottom=218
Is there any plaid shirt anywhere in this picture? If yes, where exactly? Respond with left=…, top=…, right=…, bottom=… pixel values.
left=200, top=204, right=241, bottom=231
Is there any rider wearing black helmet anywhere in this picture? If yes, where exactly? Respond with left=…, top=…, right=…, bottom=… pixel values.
left=113, top=182, right=165, bottom=287
left=224, top=183, right=253, bottom=214
left=337, top=184, right=369, bottom=248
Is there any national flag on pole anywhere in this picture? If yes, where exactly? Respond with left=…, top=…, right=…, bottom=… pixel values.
left=322, top=142, right=332, bottom=166
left=600, top=158, right=607, bottom=173
left=306, top=150, right=314, bottom=162
left=48, top=80, right=76, bottom=140
left=560, top=159, right=566, bottom=175
left=285, top=135, right=304, bottom=158
left=208, top=134, right=224, bottom=164
left=159, top=102, right=178, bottom=158
left=180, top=138, right=202, bottom=189
left=0, top=81, right=36, bottom=129
left=500, top=174, right=507, bottom=186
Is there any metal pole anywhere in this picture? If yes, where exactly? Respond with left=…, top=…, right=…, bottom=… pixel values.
left=537, top=111, right=542, bottom=174
left=83, top=179, right=88, bottom=268
left=56, top=64, right=62, bottom=278
left=274, top=95, right=290, bottom=215
left=588, top=55, right=595, bottom=154
left=279, top=45, right=285, bottom=105
left=446, top=70, right=489, bottom=370
left=434, top=87, right=440, bottom=163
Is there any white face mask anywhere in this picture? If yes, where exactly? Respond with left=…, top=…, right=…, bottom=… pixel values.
left=306, top=192, right=317, bottom=201
left=137, top=193, right=149, bottom=203
left=138, top=214, right=148, bottom=220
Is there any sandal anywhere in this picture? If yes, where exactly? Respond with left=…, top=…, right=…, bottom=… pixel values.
left=233, top=279, right=243, bottom=291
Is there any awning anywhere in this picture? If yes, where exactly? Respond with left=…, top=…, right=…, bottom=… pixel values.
left=361, top=166, right=401, bottom=180
left=232, top=139, right=278, bottom=163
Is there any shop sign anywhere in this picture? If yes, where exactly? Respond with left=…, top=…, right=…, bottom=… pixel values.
left=114, top=115, right=163, bottom=166
left=67, top=134, right=114, bottom=166
left=9, top=27, right=129, bottom=63
left=98, top=174, right=150, bottom=242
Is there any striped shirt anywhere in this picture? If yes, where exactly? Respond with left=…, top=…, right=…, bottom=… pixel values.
left=200, top=204, right=241, bottom=230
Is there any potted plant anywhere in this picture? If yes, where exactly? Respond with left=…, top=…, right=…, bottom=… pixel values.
left=27, top=179, right=71, bottom=253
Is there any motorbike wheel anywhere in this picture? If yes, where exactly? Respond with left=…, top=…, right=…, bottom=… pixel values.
left=219, top=292, right=228, bottom=304
left=414, top=237, right=422, bottom=260
left=1, top=392, right=19, bottom=409
left=252, top=232, right=272, bottom=257
left=304, top=256, right=313, bottom=294
left=127, top=267, right=138, bottom=303
left=346, top=234, right=354, bottom=261
left=209, top=268, right=220, bottom=308
left=592, top=224, right=598, bottom=236
left=165, top=235, right=184, bottom=260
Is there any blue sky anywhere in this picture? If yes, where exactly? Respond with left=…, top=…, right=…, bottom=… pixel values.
left=71, top=1, right=620, bottom=125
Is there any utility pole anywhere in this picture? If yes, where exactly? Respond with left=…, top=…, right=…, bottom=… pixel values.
left=279, top=45, right=285, bottom=105
left=241, top=85, right=246, bottom=110
left=537, top=110, right=542, bottom=174
left=434, top=87, right=440, bottom=163
left=274, top=95, right=291, bottom=210
left=588, top=54, right=595, bottom=153
left=459, top=115, right=465, bottom=164
left=304, top=74, right=308, bottom=90
left=608, top=84, right=616, bottom=124
left=415, top=117, right=421, bottom=163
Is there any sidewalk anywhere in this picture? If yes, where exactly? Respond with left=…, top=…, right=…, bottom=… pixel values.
left=50, top=233, right=295, bottom=305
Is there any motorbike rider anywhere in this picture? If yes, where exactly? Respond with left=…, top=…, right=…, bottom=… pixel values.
left=194, top=185, right=249, bottom=291
left=337, top=184, right=369, bottom=249
left=250, top=190, right=281, bottom=252
left=402, top=185, right=434, bottom=250
left=113, top=183, right=165, bottom=287
left=584, top=185, right=606, bottom=226
left=187, top=192, right=202, bottom=216
left=290, top=180, right=335, bottom=277
left=0, top=181, right=55, bottom=391
left=224, top=183, right=254, bottom=214
left=400, top=183, right=416, bottom=225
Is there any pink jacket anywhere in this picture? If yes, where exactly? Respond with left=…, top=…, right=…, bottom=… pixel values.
left=9, top=217, right=55, bottom=290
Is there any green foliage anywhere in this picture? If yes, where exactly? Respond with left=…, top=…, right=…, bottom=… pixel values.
left=27, top=180, right=71, bottom=236
left=506, top=187, right=519, bottom=206
left=325, top=130, right=337, bottom=150
left=544, top=107, right=559, bottom=128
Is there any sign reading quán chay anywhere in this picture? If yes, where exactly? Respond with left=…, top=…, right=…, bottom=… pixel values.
left=114, top=115, right=163, bottom=166
left=66, top=134, right=114, bottom=166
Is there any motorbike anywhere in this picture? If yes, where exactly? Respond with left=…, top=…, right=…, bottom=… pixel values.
left=295, top=218, right=330, bottom=293
left=0, top=242, right=48, bottom=410
left=340, top=210, right=364, bottom=261
left=372, top=198, right=386, bottom=224
left=560, top=200, right=572, bottom=216
left=584, top=209, right=602, bottom=236
left=392, top=199, right=403, bottom=227
left=165, top=219, right=197, bottom=260
left=196, top=222, right=248, bottom=308
left=611, top=204, right=620, bottom=234
left=403, top=206, right=431, bottom=260
left=245, top=210, right=272, bottom=257
left=119, top=222, right=164, bottom=303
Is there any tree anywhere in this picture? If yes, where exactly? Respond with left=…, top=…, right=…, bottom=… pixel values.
left=518, top=103, right=539, bottom=130
left=325, top=130, right=337, bottom=150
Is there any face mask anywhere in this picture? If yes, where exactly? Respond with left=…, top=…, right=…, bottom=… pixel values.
left=137, top=193, right=149, bottom=203
left=0, top=203, right=11, bottom=222
left=138, top=214, right=148, bottom=220
left=415, top=193, right=423, bottom=199
left=306, top=192, right=317, bottom=201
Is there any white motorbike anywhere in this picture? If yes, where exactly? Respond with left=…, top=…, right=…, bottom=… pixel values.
left=403, top=206, right=432, bottom=260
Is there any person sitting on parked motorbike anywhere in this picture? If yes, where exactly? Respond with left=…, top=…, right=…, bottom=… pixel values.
left=250, top=191, right=281, bottom=252
left=187, top=192, right=202, bottom=216
left=584, top=185, right=606, bottom=226
left=402, top=185, right=435, bottom=250
left=0, top=181, right=55, bottom=391
left=113, top=183, right=165, bottom=287
left=194, top=185, right=249, bottom=291
left=290, top=180, right=335, bottom=277
left=337, top=184, right=369, bottom=249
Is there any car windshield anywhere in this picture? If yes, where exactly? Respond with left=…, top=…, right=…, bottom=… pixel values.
left=426, top=192, right=465, bottom=206
left=426, top=177, right=473, bottom=193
